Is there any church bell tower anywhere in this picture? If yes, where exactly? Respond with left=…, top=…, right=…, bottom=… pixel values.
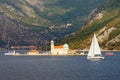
left=51, top=40, right=54, bottom=54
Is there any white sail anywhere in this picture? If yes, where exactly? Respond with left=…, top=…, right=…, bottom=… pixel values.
left=87, top=34, right=104, bottom=59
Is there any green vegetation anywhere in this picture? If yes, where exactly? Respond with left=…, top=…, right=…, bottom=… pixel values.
left=0, top=0, right=106, bottom=47
left=62, top=0, right=120, bottom=50
left=109, top=25, right=120, bottom=40
left=0, top=0, right=105, bottom=28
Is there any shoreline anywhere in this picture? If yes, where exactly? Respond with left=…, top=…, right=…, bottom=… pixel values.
left=5, top=54, right=87, bottom=56
left=4, top=50, right=120, bottom=56
left=79, top=50, right=120, bottom=52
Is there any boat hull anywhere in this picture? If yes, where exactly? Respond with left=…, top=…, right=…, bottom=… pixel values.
left=4, top=50, right=20, bottom=56
left=5, top=53, right=15, bottom=55
left=87, top=56, right=104, bottom=60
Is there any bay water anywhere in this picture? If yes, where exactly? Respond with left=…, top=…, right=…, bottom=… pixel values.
left=0, top=51, right=120, bottom=80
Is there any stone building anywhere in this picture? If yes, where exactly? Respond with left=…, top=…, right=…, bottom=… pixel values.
left=51, top=40, right=69, bottom=55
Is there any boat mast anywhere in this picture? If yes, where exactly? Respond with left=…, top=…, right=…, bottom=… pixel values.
left=93, top=34, right=95, bottom=56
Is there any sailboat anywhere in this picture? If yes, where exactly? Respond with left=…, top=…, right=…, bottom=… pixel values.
left=87, top=34, right=104, bottom=60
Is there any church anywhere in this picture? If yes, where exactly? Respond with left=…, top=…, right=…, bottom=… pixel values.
left=51, top=40, right=69, bottom=55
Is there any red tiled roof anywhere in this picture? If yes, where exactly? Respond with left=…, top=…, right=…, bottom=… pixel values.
left=54, top=45, right=63, bottom=48
left=29, top=50, right=39, bottom=53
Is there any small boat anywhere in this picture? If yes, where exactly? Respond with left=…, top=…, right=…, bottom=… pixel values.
left=87, top=34, right=104, bottom=60
left=4, top=50, right=20, bottom=55
left=105, top=52, right=114, bottom=56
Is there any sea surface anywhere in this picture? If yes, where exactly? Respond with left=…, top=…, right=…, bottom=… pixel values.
left=0, top=50, right=120, bottom=80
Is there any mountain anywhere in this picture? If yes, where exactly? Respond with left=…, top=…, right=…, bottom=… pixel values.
left=62, top=0, right=120, bottom=50
left=0, top=0, right=105, bottom=48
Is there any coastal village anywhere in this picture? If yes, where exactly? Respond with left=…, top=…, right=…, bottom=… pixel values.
left=5, top=33, right=117, bottom=60
left=4, top=40, right=85, bottom=56
left=5, top=33, right=115, bottom=60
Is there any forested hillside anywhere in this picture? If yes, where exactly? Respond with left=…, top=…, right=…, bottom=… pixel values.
left=0, top=0, right=105, bottom=48
left=62, top=0, right=120, bottom=50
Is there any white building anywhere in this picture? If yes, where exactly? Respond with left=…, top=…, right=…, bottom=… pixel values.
left=51, top=40, right=69, bottom=55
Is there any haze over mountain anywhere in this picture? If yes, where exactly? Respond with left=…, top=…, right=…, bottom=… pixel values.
left=62, top=0, right=120, bottom=50
left=0, top=0, right=105, bottom=48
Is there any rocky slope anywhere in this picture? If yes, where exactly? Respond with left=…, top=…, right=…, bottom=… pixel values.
left=0, top=0, right=105, bottom=48
left=62, top=0, right=120, bottom=50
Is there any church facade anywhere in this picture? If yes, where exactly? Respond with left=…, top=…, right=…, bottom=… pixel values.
left=51, top=40, right=69, bottom=55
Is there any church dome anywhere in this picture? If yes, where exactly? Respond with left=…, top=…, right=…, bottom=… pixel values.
left=63, top=43, right=69, bottom=49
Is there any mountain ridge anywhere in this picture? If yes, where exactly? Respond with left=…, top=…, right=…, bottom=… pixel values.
left=62, top=0, right=120, bottom=50
left=0, top=0, right=105, bottom=48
